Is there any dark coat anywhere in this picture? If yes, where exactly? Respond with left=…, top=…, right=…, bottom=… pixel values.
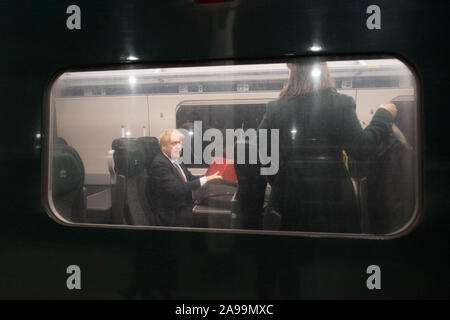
left=259, top=88, right=393, bottom=233
left=148, top=152, right=201, bottom=227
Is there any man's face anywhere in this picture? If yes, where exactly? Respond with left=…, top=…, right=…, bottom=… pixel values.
left=162, top=134, right=183, bottom=159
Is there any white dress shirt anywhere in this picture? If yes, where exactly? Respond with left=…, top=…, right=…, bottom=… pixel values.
left=163, top=153, right=207, bottom=187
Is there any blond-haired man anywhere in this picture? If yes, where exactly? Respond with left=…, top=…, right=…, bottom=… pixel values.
left=148, top=129, right=221, bottom=227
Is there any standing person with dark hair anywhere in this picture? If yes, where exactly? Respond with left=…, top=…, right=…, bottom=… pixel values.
left=259, top=60, right=397, bottom=233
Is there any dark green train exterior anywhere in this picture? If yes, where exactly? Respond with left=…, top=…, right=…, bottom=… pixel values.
left=0, top=0, right=449, bottom=299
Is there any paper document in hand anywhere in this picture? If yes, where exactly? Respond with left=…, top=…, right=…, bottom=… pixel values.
left=205, top=157, right=237, bottom=182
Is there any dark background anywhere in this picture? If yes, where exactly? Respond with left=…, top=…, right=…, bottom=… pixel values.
left=0, top=0, right=449, bottom=299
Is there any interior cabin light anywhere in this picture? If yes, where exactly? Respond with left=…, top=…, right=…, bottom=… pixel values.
left=128, top=76, right=137, bottom=84
left=310, top=45, right=323, bottom=52
left=311, top=69, right=321, bottom=78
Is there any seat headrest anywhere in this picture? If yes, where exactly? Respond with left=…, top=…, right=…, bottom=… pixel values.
left=137, top=136, right=161, bottom=170
left=54, top=137, right=68, bottom=145
left=112, top=138, right=145, bottom=177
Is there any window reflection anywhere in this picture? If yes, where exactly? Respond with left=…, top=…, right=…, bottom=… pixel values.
left=47, top=58, right=418, bottom=236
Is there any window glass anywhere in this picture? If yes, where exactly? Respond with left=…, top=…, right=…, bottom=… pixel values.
left=46, top=57, right=420, bottom=236
left=176, top=103, right=267, bottom=167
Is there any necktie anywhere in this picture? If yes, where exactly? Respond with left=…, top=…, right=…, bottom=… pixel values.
left=174, top=162, right=187, bottom=182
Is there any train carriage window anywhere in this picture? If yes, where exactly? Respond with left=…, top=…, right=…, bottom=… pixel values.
left=176, top=103, right=267, bottom=167
left=45, top=57, right=421, bottom=238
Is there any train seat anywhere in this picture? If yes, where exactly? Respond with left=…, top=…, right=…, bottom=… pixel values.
left=366, top=124, right=415, bottom=234
left=85, top=188, right=112, bottom=224
left=111, top=138, right=153, bottom=225
left=137, top=136, right=161, bottom=169
left=51, top=138, right=86, bottom=223
left=137, top=136, right=161, bottom=223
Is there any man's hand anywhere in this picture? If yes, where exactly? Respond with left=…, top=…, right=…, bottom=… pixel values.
left=379, top=103, right=397, bottom=119
left=206, top=171, right=223, bottom=182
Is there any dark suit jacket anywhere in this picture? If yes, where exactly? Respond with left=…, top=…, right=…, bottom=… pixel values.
left=148, top=152, right=201, bottom=227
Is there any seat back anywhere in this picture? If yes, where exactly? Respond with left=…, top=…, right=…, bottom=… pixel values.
left=111, top=138, right=152, bottom=225
left=52, top=138, right=86, bottom=223
left=137, top=136, right=161, bottom=221
left=366, top=125, right=415, bottom=234
left=391, top=96, right=417, bottom=150
left=137, top=136, right=160, bottom=172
